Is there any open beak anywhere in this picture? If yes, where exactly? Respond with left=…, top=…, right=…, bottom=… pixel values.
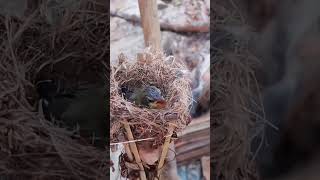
left=154, top=99, right=167, bottom=108
left=149, top=98, right=167, bottom=109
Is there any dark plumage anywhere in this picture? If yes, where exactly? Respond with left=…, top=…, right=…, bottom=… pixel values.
left=121, top=85, right=167, bottom=109
left=36, top=80, right=107, bottom=148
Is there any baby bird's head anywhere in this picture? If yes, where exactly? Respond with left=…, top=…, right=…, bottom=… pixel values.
left=144, top=86, right=167, bottom=109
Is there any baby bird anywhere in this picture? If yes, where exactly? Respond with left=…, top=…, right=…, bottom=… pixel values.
left=121, top=85, right=167, bottom=109
left=36, top=79, right=107, bottom=148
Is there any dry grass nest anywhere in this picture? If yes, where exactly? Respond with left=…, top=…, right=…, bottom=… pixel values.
left=212, top=0, right=264, bottom=179
left=0, top=1, right=109, bottom=179
left=110, top=49, right=192, bottom=148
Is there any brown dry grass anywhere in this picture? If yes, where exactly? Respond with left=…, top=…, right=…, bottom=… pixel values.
left=211, top=0, right=264, bottom=179
left=110, top=49, right=192, bottom=149
left=0, top=1, right=109, bottom=179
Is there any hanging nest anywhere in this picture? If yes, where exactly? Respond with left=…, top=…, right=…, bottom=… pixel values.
left=110, top=49, right=192, bottom=148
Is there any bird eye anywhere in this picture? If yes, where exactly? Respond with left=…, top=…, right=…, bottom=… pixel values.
left=147, top=96, right=153, bottom=101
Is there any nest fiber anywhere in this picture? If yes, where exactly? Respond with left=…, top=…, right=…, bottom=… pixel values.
left=0, top=1, right=108, bottom=179
left=110, top=49, right=192, bottom=148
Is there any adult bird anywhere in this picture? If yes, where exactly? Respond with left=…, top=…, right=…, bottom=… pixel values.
left=121, top=85, right=167, bottom=109
left=36, top=79, right=108, bottom=149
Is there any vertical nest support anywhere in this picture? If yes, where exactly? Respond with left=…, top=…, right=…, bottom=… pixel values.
left=110, top=48, right=192, bottom=178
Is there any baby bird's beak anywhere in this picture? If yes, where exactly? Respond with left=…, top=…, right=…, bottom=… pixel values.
left=149, top=98, right=167, bottom=109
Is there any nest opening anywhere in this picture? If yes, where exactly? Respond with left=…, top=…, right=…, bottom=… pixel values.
left=111, top=49, right=192, bottom=149
left=118, top=82, right=167, bottom=109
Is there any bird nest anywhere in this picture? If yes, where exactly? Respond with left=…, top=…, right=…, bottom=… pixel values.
left=0, top=1, right=109, bottom=179
left=110, top=49, right=192, bottom=148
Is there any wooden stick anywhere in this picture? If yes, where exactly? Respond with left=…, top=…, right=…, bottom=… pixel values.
left=156, top=124, right=176, bottom=178
left=124, top=143, right=134, bottom=162
left=123, top=121, right=147, bottom=180
left=138, top=0, right=162, bottom=51
left=137, top=1, right=180, bottom=179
